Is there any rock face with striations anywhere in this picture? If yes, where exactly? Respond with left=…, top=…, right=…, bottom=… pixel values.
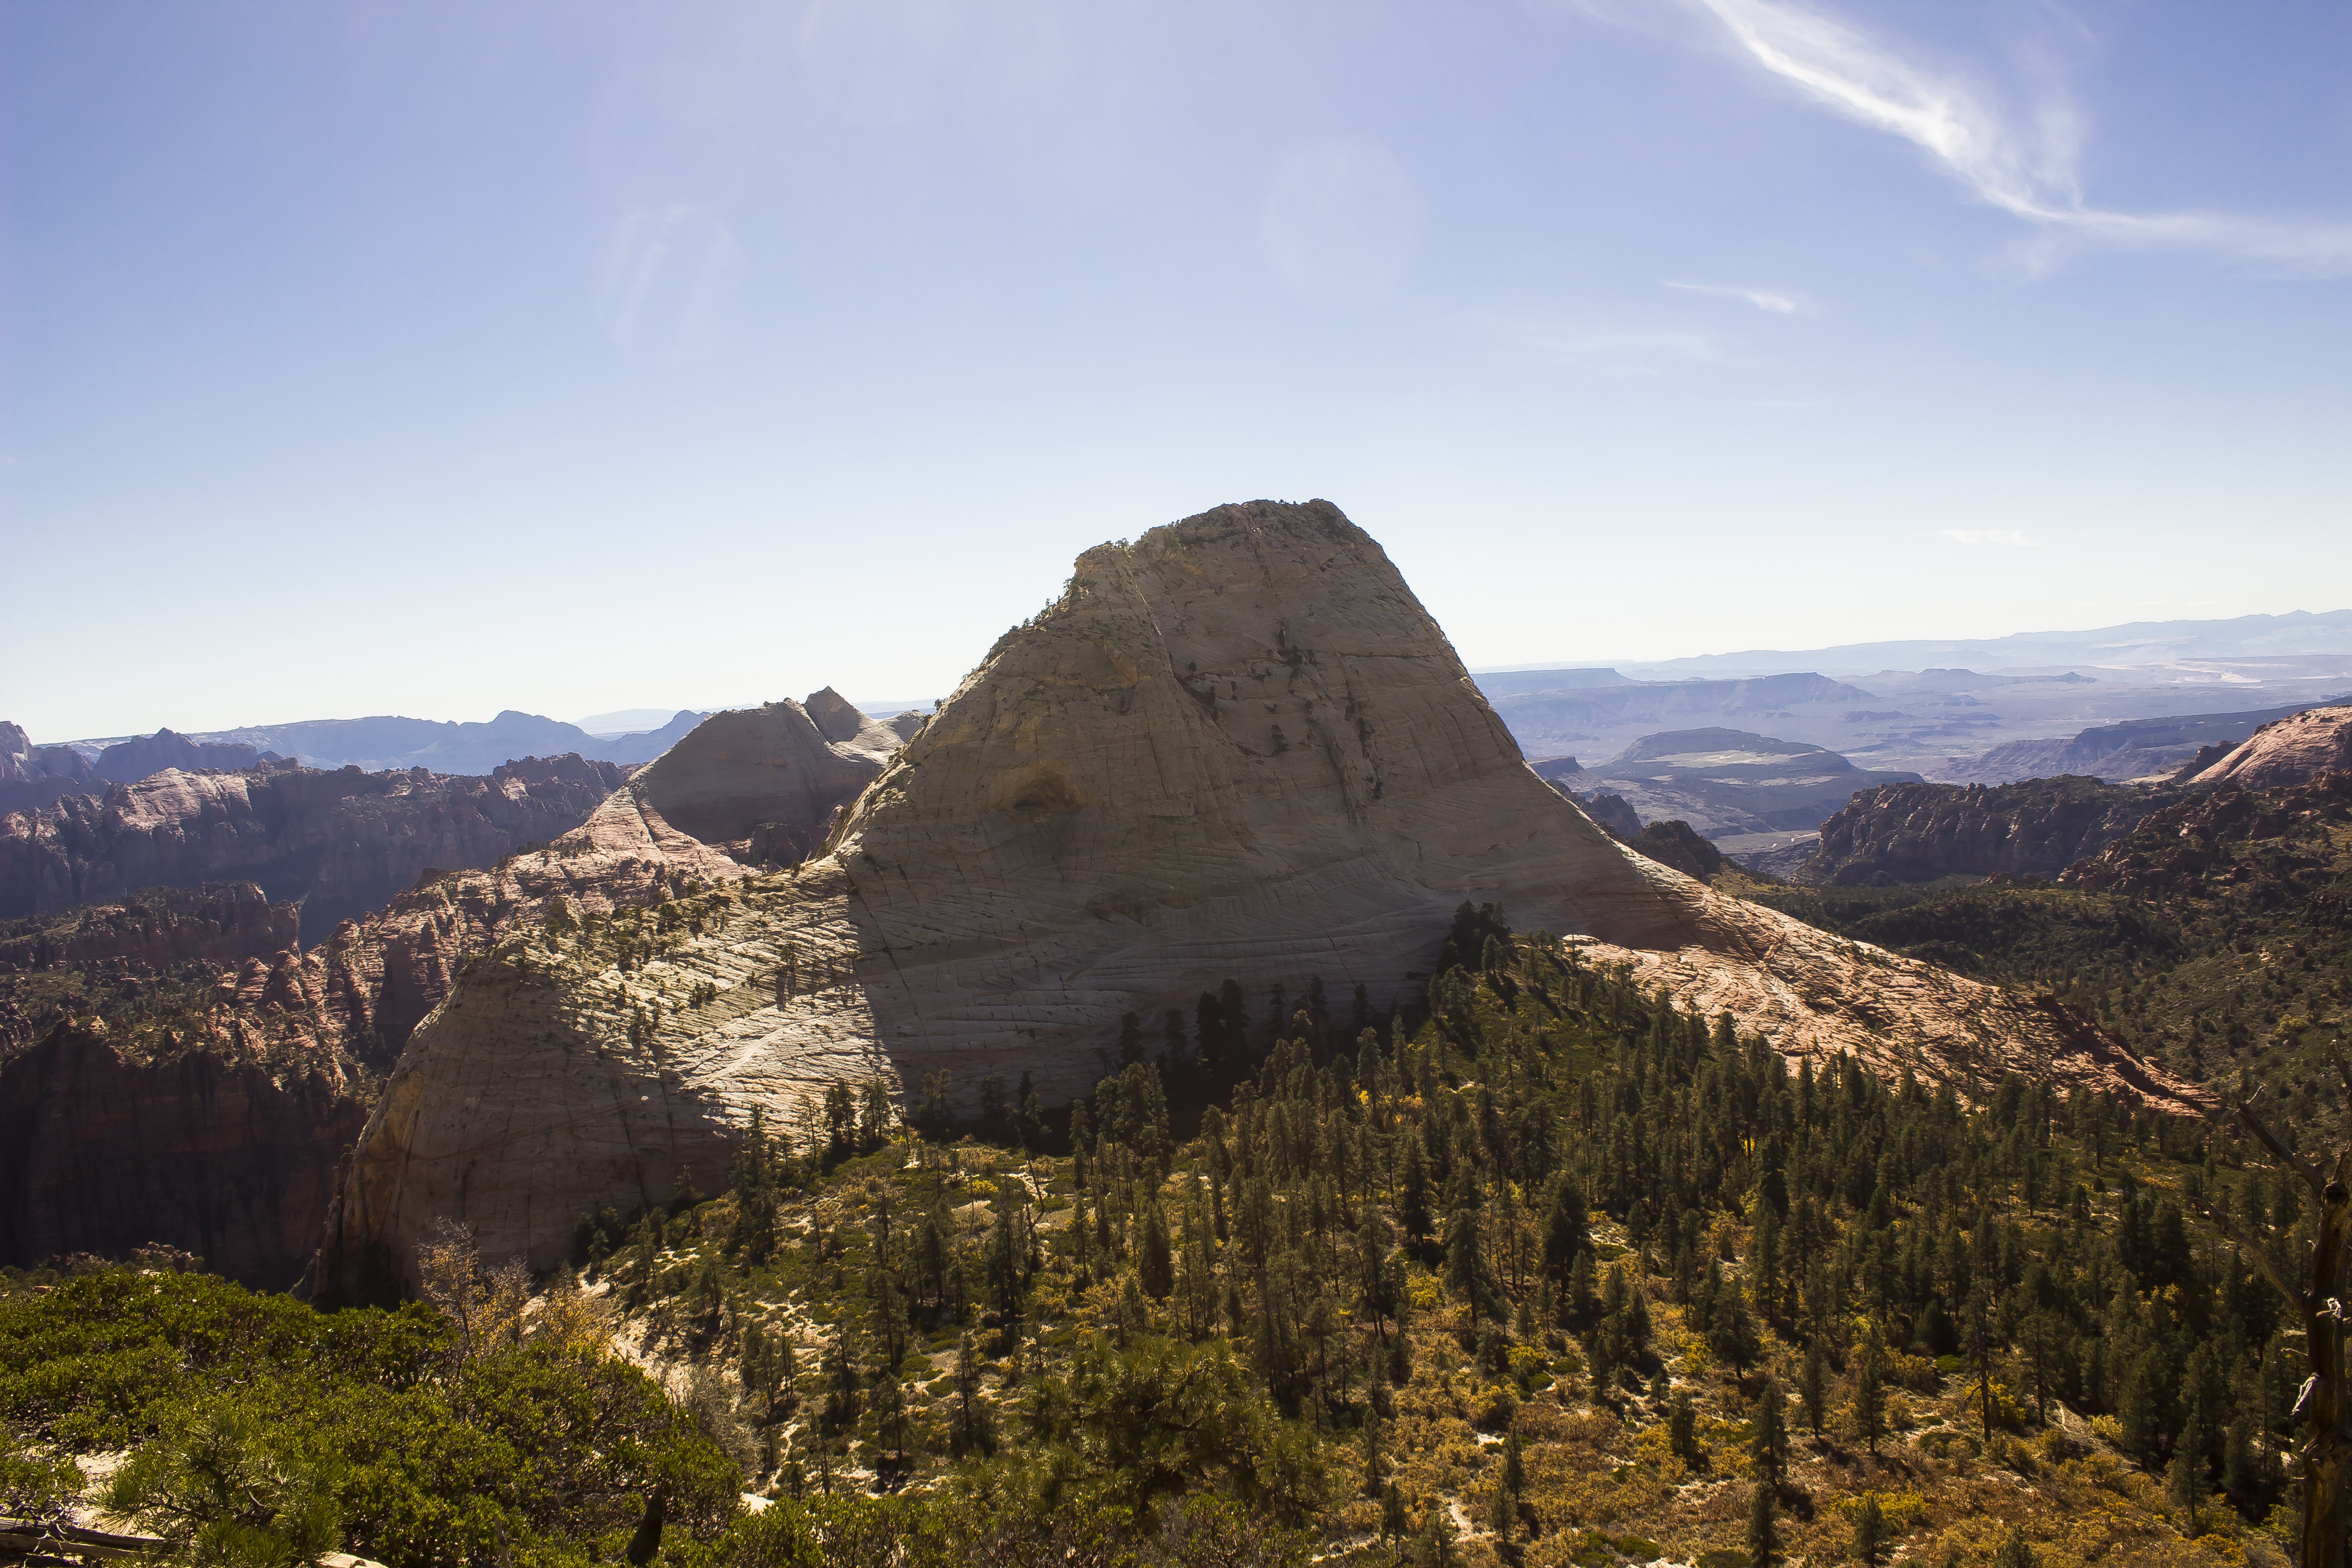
left=0, top=755, right=628, bottom=935
left=0, top=698, right=896, bottom=1287
left=2187, top=705, right=2352, bottom=791
left=318, top=501, right=2208, bottom=1301
left=1796, top=776, right=2158, bottom=887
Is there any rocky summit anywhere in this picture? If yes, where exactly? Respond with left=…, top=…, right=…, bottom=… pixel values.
left=318, top=500, right=2205, bottom=1301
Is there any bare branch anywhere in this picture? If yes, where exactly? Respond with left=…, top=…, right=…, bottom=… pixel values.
left=2200, top=1198, right=2309, bottom=1317
left=2239, top=1091, right=2326, bottom=1198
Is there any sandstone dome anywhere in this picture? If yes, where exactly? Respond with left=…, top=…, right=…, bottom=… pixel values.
left=318, top=500, right=2203, bottom=1300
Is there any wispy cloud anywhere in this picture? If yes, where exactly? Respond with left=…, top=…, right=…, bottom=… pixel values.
left=1939, top=528, right=2034, bottom=547
left=1518, top=321, right=1725, bottom=376
left=1664, top=279, right=1799, bottom=313
left=1689, top=0, right=2352, bottom=272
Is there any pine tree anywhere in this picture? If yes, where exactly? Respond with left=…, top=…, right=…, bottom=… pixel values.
left=1992, top=1525, right=2036, bottom=1568
left=1542, top=1176, right=1591, bottom=1289
left=1801, top=1340, right=1828, bottom=1437
left=1745, top=1480, right=1779, bottom=1568
left=1854, top=1327, right=1889, bottom=1456
left=1751, top=1377, right=1788, bottom=1490
left=2169, top=1439, right=2201, bottom=1535
left=1852, top=1495, right=1888, bottom=1566
left=1669, top=1389, right=1702, bottom=1469
left=1138, top=1202, right=1175, bottom=1300
left=948, top=1332, right=995, bottom=1458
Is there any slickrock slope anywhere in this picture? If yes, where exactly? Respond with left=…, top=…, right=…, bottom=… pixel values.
left=624, top=694, right=901, bottom=864
left=0, top=755, right=626, bottom=934
left=1798, top=776, right=2158, bottom=886
left=0, top=698, right=894, bottom=1287
left=319, top=501, right=2208, bottom=1301
left=2187, top=704, right=2352, bottom=789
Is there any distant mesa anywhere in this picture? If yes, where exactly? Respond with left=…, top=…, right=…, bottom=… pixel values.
left=1527, top=755, right=1584, bottom=781
left=1572, top=725, right=1921, bottom=838
left=318, top=500, right=2206, bottom=1300
left=1938, top=699, right=2343, bottom=785
left=1468, top=666, right=1634, bottom=697
left=94, top=728, right=284, bottom=783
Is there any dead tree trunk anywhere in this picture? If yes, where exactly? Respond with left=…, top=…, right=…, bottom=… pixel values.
left=2205, top=1047, right=2351, bottom=1568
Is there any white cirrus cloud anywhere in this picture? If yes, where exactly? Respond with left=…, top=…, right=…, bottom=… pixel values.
left=1663, top=279, right=1800, bottom=313
left=1939, top=528, right=2034, bottom=547
left=594, top=206, right=747, bottom=363
left=1517, top=321, right=1725, bottom=377
left=1688, top=0, right=2352, bottom=272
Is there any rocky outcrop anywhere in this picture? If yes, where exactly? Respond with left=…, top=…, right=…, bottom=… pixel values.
left=0, top=882, right=298, bottom=980
left=0, top=1024, right=366, bottom=1287
left=1626, top=821, right=1725, bottom=882
left=95, top=729, right=278, bottom=783
left=2187, top=705, right=2352, bottom=790
left=1573, top=791, right=1643, bottom=840
left=624, top=695, right=899, bottom=859
left=2062, top=770, right=2352, bottom=899
left=1797, top=776, right=2157, bottom=887
left=318, top=500, right=2208, bottom=1302
left=0, top=755, right=627, bottom=935
left=0, top=722, right=99, bottom=815
left=0, top=699, right=895, bottom=1289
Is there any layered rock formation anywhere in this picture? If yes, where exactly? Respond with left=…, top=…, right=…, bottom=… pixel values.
left=2063, top=770, right=2352, bottom=899
left=1798, top=776, right=2157, bottom=887
left=2187, top=705, right=2352, bottom=789
left=0, top=700, right=897, bottom=1286
left=623, top=693, right=901, bottom=863
left=0, top=722, right=99, bottom=815
left=318, top=500, right=2208, bottom=1302
left=0, top=755, right=627, bottom=935
left=0, top=882, right=299, bottom=987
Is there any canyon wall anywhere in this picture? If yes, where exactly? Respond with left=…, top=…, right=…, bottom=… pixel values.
left=1798, top=776, right=2159, bottom=887
left=0, top=754, right=627, bottom=935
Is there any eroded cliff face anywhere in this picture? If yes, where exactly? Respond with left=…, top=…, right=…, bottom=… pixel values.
left=1798, top=777, right=2158, bottom=887
left=0, top=755, right=628, bottom=934
left=319, top=500, right=2209, bottom=1302
left=0, top=722, right=99, bottom=815
left=0, top=701, right=896, bottom=1287
left=0, top=1024, right=366, bottom=1288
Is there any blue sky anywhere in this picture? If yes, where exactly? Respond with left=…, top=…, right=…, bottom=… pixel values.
left=5, top=1, right=2349, bottom=739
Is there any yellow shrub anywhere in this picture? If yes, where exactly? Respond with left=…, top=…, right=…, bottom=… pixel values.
left=1835, top=1491, right=1925, bottom=1534
left=2090, top=1413, right=2125, bottom=1447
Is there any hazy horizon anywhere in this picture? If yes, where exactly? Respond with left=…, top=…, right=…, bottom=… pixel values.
left=7, top=2, right=2349, bottom=740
